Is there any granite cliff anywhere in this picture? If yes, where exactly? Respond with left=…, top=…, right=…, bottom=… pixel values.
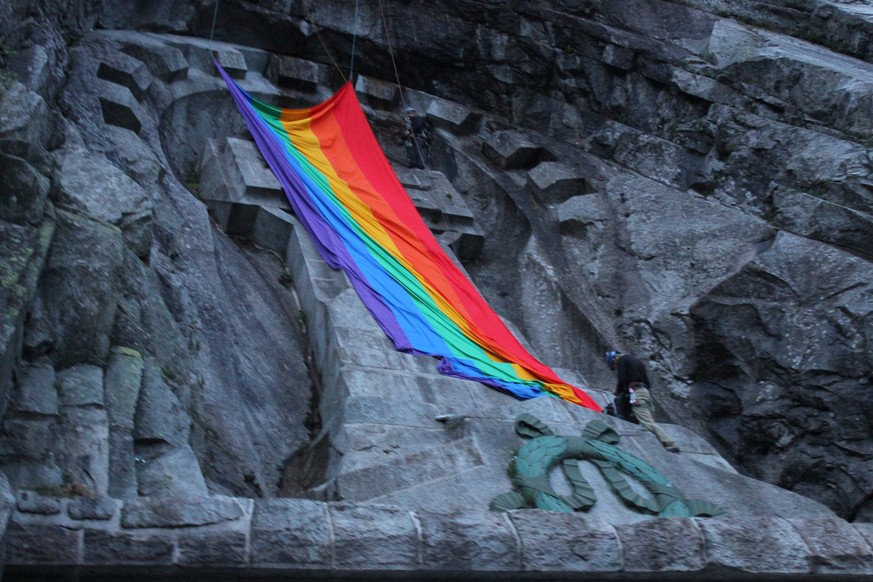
left=1, top=0, right=872, bottom=579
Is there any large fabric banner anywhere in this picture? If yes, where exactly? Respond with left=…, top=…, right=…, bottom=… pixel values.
left=217, top=63, right=600, bottom=410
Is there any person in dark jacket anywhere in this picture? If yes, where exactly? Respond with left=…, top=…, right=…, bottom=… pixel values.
left=605, top=350, right=679, bottom=452
left=404, top=108, right=431, bottom=169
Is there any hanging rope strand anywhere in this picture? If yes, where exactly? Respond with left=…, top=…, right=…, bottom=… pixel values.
left=301, top=0, right=347, bottom=84
left=377, top=0, right=432, bottom=174
left=209, top=0, right=220, bottom=41
left=349, top=0, right=360, bottom=80
left=377, top=0, right=408, bottom=111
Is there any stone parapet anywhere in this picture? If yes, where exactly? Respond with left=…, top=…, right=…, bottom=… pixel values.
left=5, top=494, right=873, bottom=579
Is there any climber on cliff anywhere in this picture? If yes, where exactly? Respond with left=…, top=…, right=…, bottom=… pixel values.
left=605, top=350, right=679, bottom=453
left=404, top=107, right=432, bottom=169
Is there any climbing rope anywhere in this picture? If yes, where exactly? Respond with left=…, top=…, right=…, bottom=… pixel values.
left=377, top=0, right=431, bottom=170
left=300, top=0, right=348, bottom=83
left=209, top=0, right=220, bottom=41
left=376, top=0, right=452, bottom=232
left=377, top=0, right=411, bottom=114
left=349, top=0, right=360, bottom=80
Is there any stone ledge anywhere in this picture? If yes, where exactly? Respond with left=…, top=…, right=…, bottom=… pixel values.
left=6, top=497, right=873, bottom=578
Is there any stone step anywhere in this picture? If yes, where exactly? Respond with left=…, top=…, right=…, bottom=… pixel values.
left=366, top=464, right=509, bottom=514
left=338, top=423, right=460, bottom=473
left=330, top=436, right=485, bottom=503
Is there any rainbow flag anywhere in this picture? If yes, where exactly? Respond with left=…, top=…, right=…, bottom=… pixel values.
left=216, top=63, right=600, bottom=411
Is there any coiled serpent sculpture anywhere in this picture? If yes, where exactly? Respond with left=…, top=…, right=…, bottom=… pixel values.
left=490, top=414, right=725, bottom=517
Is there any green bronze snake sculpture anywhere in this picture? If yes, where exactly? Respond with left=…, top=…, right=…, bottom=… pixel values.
left=490, top=414, right=725, bottom=517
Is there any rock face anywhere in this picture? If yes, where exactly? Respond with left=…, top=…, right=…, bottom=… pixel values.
left=1, top=0, right=872, bottom=578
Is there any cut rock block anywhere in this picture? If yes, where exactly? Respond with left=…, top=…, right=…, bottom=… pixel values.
left=527, top=161, right=595, bottom=205
left=427, top=98, right=481, bottom=135
left=199, top=137, right=288, bottom=209
left=483, top=130, right=548, bottom=170
left=99, top=83, right=143, bottom=134
left=395, top=167, right=484, bottom=260
left=122, top=43, right=188, bottom=83
left=96, top=59, right=152, bottom=101
left=354, top=75, right=399, bottom=110
left=267, top=54, right=322, bottom=92
left=212, top=48, right=247, bottom=80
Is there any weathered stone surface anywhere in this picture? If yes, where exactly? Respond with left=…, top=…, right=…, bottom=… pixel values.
left=602, top=43, right=635, bottom=70
left=335, top=436, right=485, bottom=503
left=0, top=461, right=63, bottom=491
left=121, top=496, right=246, bottom=529
left=268, top=54, right=321, bottom=92
left=7, top=45, right=52, bottom=96
left=100, top=125, right=164, bottom=190
left=771, top=184, right=873, bottom=261
left=54, top=146, right=153, bottom=257
left=250, top=499, right=331, bottom=566
left=213, top=48, right=247, bottom=79
left=198, top=137, right=287, bottom=210
left=104, top=347, right=143, bottom=432
left=137, top=445, right=208, bottom=498
left=354, top=75, right=399, bottom=109
left=16, top=490, right=60, bottom=515
left=5, top=521, right=80, bottom=565
left=426, top=98, right=481, bottom=135
left=121, top=42, right=188, bottom=83
left=510, top=511, right=621, bottom=572
left=0, top=470, right=14, bottom=557
left=615, top=517, right=705, bottom=572
left=3, top=9, right=873, bottom=582
left=178, top=529, right=247, bottom=566
left=698, top=517, right=810, bottom=574
left=527, top=161, right=594, bottom=205
left=109, top=249, right=193, bottom=408
left=14, top=361, right=58, bottom=416
left=134, top=359, right=189, bottom=446
left=96, top=58, right=152, bottom=102
left=687, top=231, right=873, bottom=516
left=556, top=193, right=609, bottom=240
left=252, top=206, right=295, bottom=254
left=97, top=1, right=195, bottom=32
left=857, top=523, right=873, bottom=554
left=340, top=423, right=454, bottom=473
left=0, top=82, right=54, bottom=149
left=0, top=216, right=54, bottom=418
left=104, top=346, right=143, bottom=498
left=57, top=364, right=104, bottom=407
left=419, top=510, right=518, bottom=571
left=36, top=209, right=123, bottom=368
left=587, top=122, right=688, bottom=189
left=1, top=416, right=70, bottom=464
left=398, top=169, right=480, bottom=230
left=483, top=130, right=546, bottom=170
left=0, top=153, right=50, bottom=225
left=702, top=102, right=872, bottom=214
left=341, top=395, right=442, bottom=428
left=330, top=504, right=418, bottom=569
left=790, top=518, right=873, bottom=575
left=68, top=496, right=118, bottom=521
left=84, top=528, right=174, bottom=564
left=721, top=36, right=873, bottom=139
left=56, top=406, right=110, bottom=495
left=99, top=82, right=143, bottom=134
